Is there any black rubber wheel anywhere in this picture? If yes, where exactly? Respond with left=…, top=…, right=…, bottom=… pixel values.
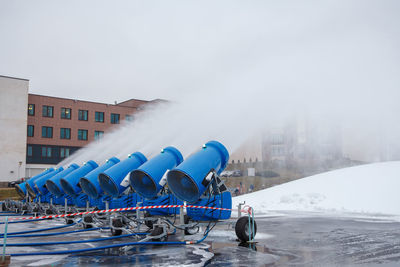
left=144, top=212, right=154, bottom=229
left=111, top=218, right=123, bottom=236
left=111, top=228, right=122, bottom=236
left=22, top=204, right=29, bottom=211
left=84, top=223, right=93, bottom=229
left=45, top=209, right=54, bottom=215
left=83, top=215, right=93, bottom=229
left=65, top=216, right=74, bottom=224
left=112, top=218, right=123, bottom=227
left=184, top=215, right=199, bottom=235
left=83, top=215, right=93, bottom=223
left=32, top=207, right=40, bottom=213
left=1, top=202, right=7, bottom=211
left=150, top=226, right=167, bottom=242
left=235, top=216, right=257, bottom=242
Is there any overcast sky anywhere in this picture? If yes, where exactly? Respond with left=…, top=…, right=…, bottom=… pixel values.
left=1, top=0, right=399, bottom=104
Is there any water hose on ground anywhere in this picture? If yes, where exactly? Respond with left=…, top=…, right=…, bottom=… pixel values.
left=9, top=225, right=211, bottom=256
left=2, top=227, right=109, bottom=238
left=6, top=233, right=147, bottom=246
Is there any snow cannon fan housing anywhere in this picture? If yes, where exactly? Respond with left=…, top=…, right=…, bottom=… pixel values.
left=15, top=182, right=27, bottom=198
left=79, top=157, right=120, bottom=199
left=60, top=160, right=99, bottom=197
left=167, top=140, right=229, bottom=203
left=99, top=152, right=147, bottom=197
left=25, top=168, right=55, bottom=198
left=34, top=167, right=65, bottom=195
left=129, top=146, right=183, bottom=199
left=45, top=164, right=80, bottom=197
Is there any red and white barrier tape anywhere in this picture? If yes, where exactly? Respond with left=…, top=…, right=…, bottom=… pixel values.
left=7, top=204, right=251, bottom=221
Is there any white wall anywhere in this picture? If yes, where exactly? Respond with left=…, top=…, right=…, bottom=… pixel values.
left=25, top=164, right=55, bottom=177
left=0, top=76, right=29, bottom=182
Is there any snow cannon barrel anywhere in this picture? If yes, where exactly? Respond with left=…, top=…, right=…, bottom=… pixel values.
left=79, top=157, right=120, bottom=199
left=15, top=182, right=27, bottom=198
left=167, top=141, right=229, bottom=203
left=60, top=160, right=99, bottom=197
left=25, top=168, right=55, bottom=198
left=34, top=167, right=65, bottom=196
left=45, top=164, right=80, bottom=197
left=99, top=153, right=147, bottom=197
left=130, top=147, right=183, bottom=199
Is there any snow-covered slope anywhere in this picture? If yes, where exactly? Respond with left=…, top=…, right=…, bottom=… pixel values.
left=233, top=161, right=400, bottom=215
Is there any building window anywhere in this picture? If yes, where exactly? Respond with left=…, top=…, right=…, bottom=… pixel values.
left=41, top=146, right=52, bottom=158
left=28, top=104, right=35, bottom=116
left=27, top=125, right=34, bottom=137
left=271, top=134, right=284, bottom=145
left=61, top=108, right=71, bottom=119
left=60, top=128, right=71, bottom=139
left=95, top=111, right=104, bottom=122
left=41, top=126, right=53, bottom=138
left=27, top=145, right=33, bottom=157
left=42, top=105, right=54, bottom=117
left=60, top=148, right=70, bottom=158
left=94, top=131, right=104, bottom=140
left=78, top=110, right=88, bottom=121
left=111, top=113, right=120, bottom=124
left=125, top=114, right=133, bottom=121
left=271, top=146, right=285, bottom=156
left=78, top=129, right=88, bottom=140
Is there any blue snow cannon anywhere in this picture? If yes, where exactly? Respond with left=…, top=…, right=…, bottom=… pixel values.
left=99, top=153, right=147, bottom=198
left=25, top=168, right=55, bottom=197
left=188, top=191, right=232, bottom=220
left=34, top=167, right=65, bottom=195
left=167, top=141, right=229, bottom=203
left=79, top=157, right=120, bottom=199
left=15, top=182, right=27, bottom=198
left=130, top=146, right=183, bottom=199
left=60, top=160, right=99, bottom=197
left=45, top=164, right=80, bottom=197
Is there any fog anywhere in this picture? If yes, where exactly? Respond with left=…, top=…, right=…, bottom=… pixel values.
left=0, top=1, right=399, bottom=165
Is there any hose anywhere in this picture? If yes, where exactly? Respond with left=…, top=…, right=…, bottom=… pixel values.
left=0, top=223, right=76, bottom=237
left=3, top=227, right=109, bottom=238
left=0, top=218, right=49, bottom=224
left=6, top=233, right=147, bottom=246
left=0, top=214, right=34, bottom=217
left=9, top=225, right=211, bottom=256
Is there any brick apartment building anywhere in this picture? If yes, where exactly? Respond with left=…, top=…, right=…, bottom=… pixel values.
left=26, top=94, right=159, bottom=166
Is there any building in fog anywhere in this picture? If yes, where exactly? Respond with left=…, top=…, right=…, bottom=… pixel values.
left=229, top=117, right=345, bottom=178
left=0, top=75, right=161, bottom=181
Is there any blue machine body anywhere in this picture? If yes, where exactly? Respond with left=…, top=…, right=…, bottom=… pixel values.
left=187, top=191, right=232, bottom=220
left=73, top=193, right=100, bottom=208
left=167, top=141, right=229, bottom=203
left=34, top=191, right=52, bottom=203
left=60, top=160, right=99, bottom=197
left=99, top=153, right=147, bottom=198
left=15, top=182, right=27, bottom=198
left=130, top=147, right=183, bottom=199
left=143, top=194, right=182, bottom=216
left=25, top=168, right=55, bottom=197
left=52, top=194, right=74, bottom=205
left=96, top=193, right=142, bottom=210
left=34, top=167, right=65, bottom=195
left=46, top=164, right=80, bottom=197
left=79, top=157, right=120, bottom=199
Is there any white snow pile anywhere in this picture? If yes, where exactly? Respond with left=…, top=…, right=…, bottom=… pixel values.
left=233, top=161, right=400, bottom=215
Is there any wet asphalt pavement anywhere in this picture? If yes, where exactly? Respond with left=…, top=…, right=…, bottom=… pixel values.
left=3, top=211, right=400, bottom=266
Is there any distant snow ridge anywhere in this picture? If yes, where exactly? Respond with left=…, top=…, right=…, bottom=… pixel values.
left=233, top=161, right=400, bottom=215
